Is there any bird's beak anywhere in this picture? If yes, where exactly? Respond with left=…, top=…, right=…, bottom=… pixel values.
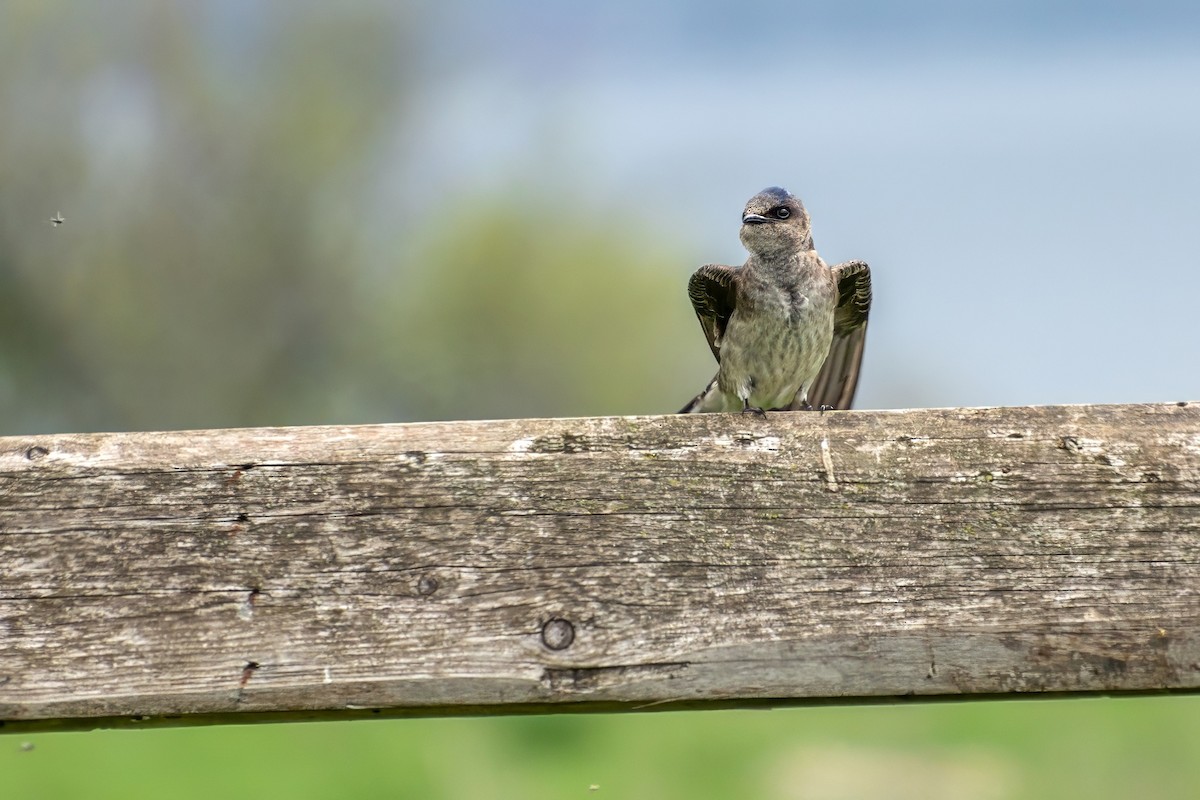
left=741, top=213, right=770, bottom=225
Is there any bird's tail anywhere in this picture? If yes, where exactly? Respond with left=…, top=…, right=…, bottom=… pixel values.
left=678, top=376, right=726, bottom=413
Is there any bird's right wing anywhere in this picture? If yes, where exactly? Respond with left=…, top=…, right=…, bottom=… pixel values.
left=687, top=264, right=739, bottom=363
left=803, top=260, right=872, bottom=410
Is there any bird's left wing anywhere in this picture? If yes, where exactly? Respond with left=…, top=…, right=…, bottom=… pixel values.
left=687, top=264, right=739, bottom=363
left=800, top=260, right=872, bottom=410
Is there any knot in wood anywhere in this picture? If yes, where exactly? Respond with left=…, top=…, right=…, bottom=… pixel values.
left=416, top=574, right=439, bottom=597
left=541, top=618, right=575, bottom=651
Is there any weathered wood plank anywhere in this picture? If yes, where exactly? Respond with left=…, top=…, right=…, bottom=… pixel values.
left=1, top=402, right=1199, bottom=732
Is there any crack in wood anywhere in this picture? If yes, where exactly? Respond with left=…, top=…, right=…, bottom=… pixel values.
left=540, top=662, right=691, bottom=692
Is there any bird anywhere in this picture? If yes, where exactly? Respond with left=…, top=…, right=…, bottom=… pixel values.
left=679, top=186, right=871, bottom=415
left=49, top=212, right=65, bottom=227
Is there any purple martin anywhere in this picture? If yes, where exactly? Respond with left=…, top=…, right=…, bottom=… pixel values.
left=680, top=187, right=871, bottom=414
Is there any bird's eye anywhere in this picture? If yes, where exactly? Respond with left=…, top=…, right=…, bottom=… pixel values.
left=772, top=207, right=790, bottom=219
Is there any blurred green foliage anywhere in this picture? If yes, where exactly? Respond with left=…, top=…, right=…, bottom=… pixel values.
left=372, top=198, right=695, bottom=421
left=1, top=4, right=1196, bottom=799
left=0, top=1, right=704, bottom=434
left=6, top=698, right=1200, bottom=800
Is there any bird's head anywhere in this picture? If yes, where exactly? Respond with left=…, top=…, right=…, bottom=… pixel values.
left=738, top=186, right=813, bottom=256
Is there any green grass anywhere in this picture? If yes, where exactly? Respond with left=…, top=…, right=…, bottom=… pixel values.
left=5, top=696, right=1200, bottom=799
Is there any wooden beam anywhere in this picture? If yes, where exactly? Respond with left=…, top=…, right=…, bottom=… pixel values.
left=2, top=402, right=1199, bottom=732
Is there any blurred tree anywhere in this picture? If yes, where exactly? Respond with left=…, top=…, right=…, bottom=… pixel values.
left=0, top=1, right=701, bottom=435
left=360, top=194, right=697, bottom=422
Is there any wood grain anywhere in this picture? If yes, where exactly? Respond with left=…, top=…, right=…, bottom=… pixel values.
left=2, top=402, right=1199, bottom=732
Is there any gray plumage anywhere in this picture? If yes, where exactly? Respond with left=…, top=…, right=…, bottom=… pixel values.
left=680, top=187, right=871, bottom=414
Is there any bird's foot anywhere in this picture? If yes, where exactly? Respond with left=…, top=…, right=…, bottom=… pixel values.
left=818, top=404, right=834, bottom=414
left=741, top=402, right=768, bottom=418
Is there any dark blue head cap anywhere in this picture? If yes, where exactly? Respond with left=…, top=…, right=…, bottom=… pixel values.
left=757, top=186, right=794, bottom=204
